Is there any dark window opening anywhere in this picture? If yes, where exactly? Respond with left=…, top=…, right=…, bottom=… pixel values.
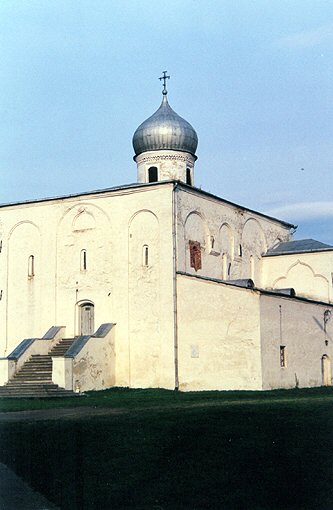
left=81, top=249, right=87, bottom=271
left=186, top=168, right=192, bottom=186
left=28, top=255, right=35, bottom=278
left=143, top=245, right=149, bottom=266
left=239, top=244, right=243, bottom=257
left=280, top=346, right=286, bottom=368
left=148, top=167, right=158, bottom=183
left=189, top=240, right=202, bottom=272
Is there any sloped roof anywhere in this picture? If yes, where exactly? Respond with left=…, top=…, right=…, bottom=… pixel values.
left=265, top=238, right=333, bottom=256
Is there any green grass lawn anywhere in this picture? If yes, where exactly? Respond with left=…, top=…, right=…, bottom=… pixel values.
left=1, top=387, right=333, bottom=509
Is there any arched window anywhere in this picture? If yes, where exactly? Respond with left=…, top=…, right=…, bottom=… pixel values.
left=28, top=255, right=35, bottom=278
left=80, top=249, right=87, bottom=271
left=148, top=167, right=158, bottom=183
left=143, top=244, right=149, bottom=267
left=186, top=168, right=192, bottom=186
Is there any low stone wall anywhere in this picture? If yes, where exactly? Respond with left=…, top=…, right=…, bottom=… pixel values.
left=52, top=324, right=115, bottom=392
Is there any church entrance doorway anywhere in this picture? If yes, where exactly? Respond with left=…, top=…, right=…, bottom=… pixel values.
left=322, top=355, right=331, bottom=386
left=79, top=302, right=94, bottom=335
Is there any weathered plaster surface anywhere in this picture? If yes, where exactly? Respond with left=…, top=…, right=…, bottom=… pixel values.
left=0, top=184, right=175, bottom=390
left=177, top=274, right=262, bottom=390
left=71, top=328, right=115, bottom=391
left=262, top=251, right=333, bottom=303
left=260, top=294, right=333, bottom=389
left=176, top=186, right=291, bottom=287
left=0, top=179, right=331, bottom=393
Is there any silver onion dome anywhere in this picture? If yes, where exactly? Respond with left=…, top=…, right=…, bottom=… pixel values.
left=132, top=93, right=198, bottom=158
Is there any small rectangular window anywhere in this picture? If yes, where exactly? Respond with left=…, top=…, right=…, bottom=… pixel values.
left=80, top=249, right=87, bottom=271
left=280, top=346, right=286, bottom=368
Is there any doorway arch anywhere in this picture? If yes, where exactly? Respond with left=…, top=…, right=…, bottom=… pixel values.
left=78, top=301, right=95, bottom=335
left=322, top=355, right=331, bottom=386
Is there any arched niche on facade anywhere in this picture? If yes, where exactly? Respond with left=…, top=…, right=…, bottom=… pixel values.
left=241, top=218, right=267, bottom=281
left=128, top=209, right=159, bottom=264
left=184, top=211, right=208, bottom=273
left=184, top=211, right=208, bottom=245
left=273, top=260, right=329, bottom=302
left=72, top=210, right=96, bottom=231
left=128, top=209, right=161, bottom=387
left=8, top=221, right=41, bottom=280
left=219, top=223, right=234, bottom=279
left=322, top=355, right=332, bottom=386
left=7, top=221, right=42, bottom=342
left=56, top=203, right=112, bottom=290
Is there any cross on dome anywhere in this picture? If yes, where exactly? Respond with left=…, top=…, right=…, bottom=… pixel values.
left=159, top=71, right=170, bottom=95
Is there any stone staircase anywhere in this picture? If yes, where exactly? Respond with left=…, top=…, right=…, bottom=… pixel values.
left=49, top=338, right=75, bottom=357
left=0, top=338, right=80, bottom=398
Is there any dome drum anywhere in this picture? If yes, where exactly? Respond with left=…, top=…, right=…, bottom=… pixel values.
left=136, top=150, right=195, bottom=185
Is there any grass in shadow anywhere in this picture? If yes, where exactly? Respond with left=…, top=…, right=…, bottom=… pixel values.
left=0, top=388, right=333, bottom=509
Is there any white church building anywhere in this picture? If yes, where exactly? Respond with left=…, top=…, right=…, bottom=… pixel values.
left=0, top=76, right=332, bottom=396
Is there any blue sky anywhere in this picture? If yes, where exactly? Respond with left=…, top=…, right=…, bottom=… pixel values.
left=1, top=0, right=332, bottom=243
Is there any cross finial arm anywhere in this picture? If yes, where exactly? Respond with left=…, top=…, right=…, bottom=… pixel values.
left=159, top=71, right=170, bottom=95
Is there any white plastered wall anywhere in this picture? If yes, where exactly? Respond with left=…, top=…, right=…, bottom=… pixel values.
left=176, top=274, right=262, bottom=390
left=262, top=251, right=333, bottom=303
left=136, top=150, right=195, bottom=184
left=260, top=294, right=333, bottom=389
left=176, top=186, right=291, bottom=287
left=0, top=183, right=176, bottom=390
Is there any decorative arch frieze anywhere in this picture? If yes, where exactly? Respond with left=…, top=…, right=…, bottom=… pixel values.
left=184, top=211, right=209, bottom=244
left=272, top=259, right=329, bottom=288
left=272, top=259, right=329, bottom=301
left=8, top=220, right=41, bottom=240
left=241, top=218, right=267, bottom=255
left=128, top=208, right=159, bottom=227
left=57, top=202, right=111, bottom=234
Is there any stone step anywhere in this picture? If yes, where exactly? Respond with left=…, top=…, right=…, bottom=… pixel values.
left=23, top=364, right=51, bottom=368
left=19, top=362, right=52, bottom=367
left=12, top=374, right=52, bottom=380
left=0, top=390, right=79, bottom=397
left=18, top=369, right=51, bottom=372
left=18, top=366, right=51, bottom=370
left=0, top=381, right=80, bottom=398
left=49, top=338, right=75, bottom=357
left=10, top=376, right=52, bottom=380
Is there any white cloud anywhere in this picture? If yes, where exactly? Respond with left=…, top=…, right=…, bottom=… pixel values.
left=278, top=23, right=333, bottom=49
left=265, top=201, right=333, bottom=221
